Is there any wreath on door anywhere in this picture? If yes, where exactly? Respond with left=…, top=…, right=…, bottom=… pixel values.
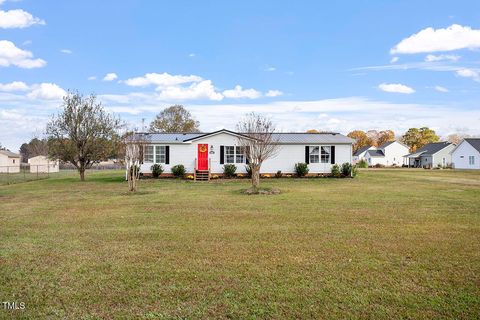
left=199, top=145, right=207, bottom=153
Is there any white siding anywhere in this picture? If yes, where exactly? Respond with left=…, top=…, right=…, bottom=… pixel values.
left=0, top=154, right=20, bottom=173
left=139, top=132, right=352, bottom=174
left=381, top=142, right=409, bottom=166
left=451, top=141, right=480, bottom=169
left=28, top=156, right=60, bottom=173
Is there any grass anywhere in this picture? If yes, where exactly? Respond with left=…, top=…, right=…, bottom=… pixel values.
left=0, top=169, right=479, bottom=319
left=0, top=169, right=77, bottom=186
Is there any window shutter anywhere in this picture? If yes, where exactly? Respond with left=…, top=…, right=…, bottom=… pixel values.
left=331, top=146, right=335, bottom=164
left=245, top=146, right=250, bottom=164
left=165, top=146, right=170, bottom=164
left=305, top=146, right=310, bottom=164
left=220, top=146, right=224, bottom=164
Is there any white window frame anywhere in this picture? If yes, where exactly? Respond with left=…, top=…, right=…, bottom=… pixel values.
left=224, top=146, right=246, bottom=164
left=144, top=145, right=154, bottom=163
left=155, top=146, right=166, bottom=164
left=469, top=156, right=475, bottom=165
left=309, top=146, right=320, bottom=163
left=321, top=146, right=331, bottom=164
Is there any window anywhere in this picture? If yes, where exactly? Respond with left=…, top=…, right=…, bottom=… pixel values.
left=225, top=146, right=235, bottom=163
left=469, top=156, right=475, bottom=165
left=236, top=146, right=245, bottom=163
left=309, top=146, right=319, bottom=163
left=224, top=146, right=246, bottom=164
left=13, top=159, right=16, bottom=164
left=144, top=146, right=154, bottom=163
left=321, top=146, right=331, bottom=163
left=155, top=146, right=166, bottom=163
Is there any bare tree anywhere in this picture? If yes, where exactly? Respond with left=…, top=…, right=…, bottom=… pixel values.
left=46, top=92, right=122, bottom=181
left=124, top=132, right=148, bottom=192
left=236, top=113, right=280, bottom=191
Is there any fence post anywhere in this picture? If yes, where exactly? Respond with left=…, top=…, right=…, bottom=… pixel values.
left=7, top=166, right=9, bottom=184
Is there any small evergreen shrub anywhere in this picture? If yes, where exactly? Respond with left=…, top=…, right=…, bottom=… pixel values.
left=171, top=164, right=186, bottom=177
left=357, top=159, right=368, bottom=168
left=275, top=170, right=282, bottom=178
left=331, top=164, right=341, bottom=177
left=150, top=164, right=163, bottom=178
left=374, top=163, right=385, bottom=168
left=294, top=162, right=309, bottom=177
left=341, top=162, right=353, bottom=177
left=223, top=164, right=237, bottom=178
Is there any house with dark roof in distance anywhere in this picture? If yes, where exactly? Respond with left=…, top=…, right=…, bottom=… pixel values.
left=362, top=141, right=409, bottom=167
left=352, top=145, right=375, bottom=164
left=405, top=142, right=455, bottom=168
left=131, top=129, right=354, bottom=180
left=0, top=149, right=21, bottom=173
left=451, top=138, right=480, bottom=169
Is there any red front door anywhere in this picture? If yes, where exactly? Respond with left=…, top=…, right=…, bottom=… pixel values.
left=197, top=144, right=209, bottom=170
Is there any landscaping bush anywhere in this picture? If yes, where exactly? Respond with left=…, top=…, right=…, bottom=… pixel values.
left=223, top=164, right=237, bottom=178
left=352, top=165, right=358, bottom=178
left=150, top=164, right=163, bottom=178
left=294, top=162, right=309, bottom=177
left=341, top=162, right=353, bottom=177
left=374, top=163, right=385, bottom=168
left=245, top=164, right=252, bottom=178
left=357, top=159, right=368, bottom=168
left=331, top=164, right=341, bottom=177
left=171, top=164, right=186, bottom=178
left=275, top=170, right=282, bottom=178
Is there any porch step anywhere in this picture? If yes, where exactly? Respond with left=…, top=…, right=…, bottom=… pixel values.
left=195, top=170, right=210, bottom=182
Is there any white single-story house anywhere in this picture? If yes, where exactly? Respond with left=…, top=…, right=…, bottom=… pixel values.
left=0, top=150, right=21, bottom=173
left=405, top=142, right=455, bottom=168
left=133, top=129, right=354, bottom=178
left=363, top=141, right=409, bottom=167
left=352, top=146, right=375, bottom=163
left=28, top=155, right=60, bottom=173
left=451, top=138, right=480, bottom=170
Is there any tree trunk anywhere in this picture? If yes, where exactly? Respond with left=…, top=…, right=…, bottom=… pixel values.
left=79, top=162, right=86, bottom=181
left=251, top=165, right=260, bottom=191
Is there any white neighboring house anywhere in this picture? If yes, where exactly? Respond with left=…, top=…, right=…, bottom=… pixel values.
left=131, top=129, right=354, bottom=178
left=352, top=146, right=375, bottom=164
left=451, top=138, right=480, bottom=170
left=363, top=141, right=409, bottom=166
left=405, top=142, right=455, bottom=168
left=28, top=156, right=60, bottom=173
left=0, top=150, right=21, bottom=173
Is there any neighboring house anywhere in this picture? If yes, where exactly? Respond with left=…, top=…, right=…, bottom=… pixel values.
left=405, top=142, right=455, bottom=168
left=0, top=150, right=21, bottom=173
left=132, top=129, right=354, bottom=179
left=352, top=146, right=375, bottom=163
left=28, top=156, right=60, bottom=173
left=363, top=141, right=409, bottom=166
left=451, top=138, right=480, bottom=170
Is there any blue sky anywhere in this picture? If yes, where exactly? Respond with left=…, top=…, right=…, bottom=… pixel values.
left=1, top=0, right=480, bottom=150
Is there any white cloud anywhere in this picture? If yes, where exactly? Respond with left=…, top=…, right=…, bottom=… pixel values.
left=378, top=83, right=415, bottom=94
left=123, top=72, right=202, bottom=87
left=27, top=83, right=66, bottom=100
left=0, top=40, right=46, bottom=68
left=265, top=89, right=283, bottom=97
left=0, top=8, right=45, bottom=29
left=265, top=66, right=276, bottom=71
left=0, top=81, right=29, bottom=92
left=456, top=68, right=480, bottom=81
left=391, top=24, right=480, bottom=54
left=390, top=56, right=399, bottom=63
left=223, top=85, right=262, bottom=99
left=158, top=80, right=223, bottom=101
left=188, top=53, right=195, bottom=57
left=424, top=54, right=460, bottom=62
left=103, top=73, right=118, bottom=81
left=60, top=49, right=72, bottom=54
left=434, top=86, right=449, bottom=93
left=87, top=76, right=96, bottom=81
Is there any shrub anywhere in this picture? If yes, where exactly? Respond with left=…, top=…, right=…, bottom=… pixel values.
left=245, top=164, right=252, bottom=178
left=294, top=162, right=309, bottom=177
left=223, top=164, right=237, bottom=178
left=331, top=164, right=341, bottom=177
left=150, top=164, right=163, bottom=178
left=341, top=162, right=353, bottom=177
left=262, top=174, right=271, bottom=178
left=357, top=159, right=368, bottom=168
left=171, top=164, right=186, bottom=177
left=275, top=170, right=282, bottom=178
left=352, top=165, right=358, bottom=178
left=374, top=163, right=385, bottom=168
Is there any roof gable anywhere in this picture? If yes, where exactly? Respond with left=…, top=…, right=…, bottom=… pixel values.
left=366, top=149, right=385, bottom=157
left=410, top=142, right=453, bottom=156
left=0, top=150, right=20, bottom=158
left=353, top=146, right=374, bottom=156
left=379, top=140, right=409, bottom=150
left=182, top=129, right=254, bottom=142
left=464, top=138, right=480, bottom=153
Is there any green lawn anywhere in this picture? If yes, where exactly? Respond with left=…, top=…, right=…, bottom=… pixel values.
left=0, top=169, right=479, bottom=319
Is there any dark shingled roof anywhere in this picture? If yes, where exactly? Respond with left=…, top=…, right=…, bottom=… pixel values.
left=410, top=142, right=453, bottom=156
left=366, top=150, right=385, bottom=157
left=464, top=138, right=480, bottom=153
left=353, top=146, right=373, bottom=156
